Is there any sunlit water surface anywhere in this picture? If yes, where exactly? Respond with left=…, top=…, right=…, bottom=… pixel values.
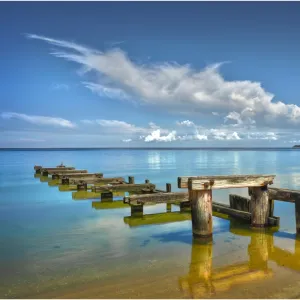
left=1, top=149, right=300, bottom=298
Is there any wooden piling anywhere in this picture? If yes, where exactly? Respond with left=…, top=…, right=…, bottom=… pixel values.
left=190, top=189, right=213, bottom=240
left=130, top=204, right=143, bottom=217
left=128, top=176, right=135, bottom=184
left=166, top=183, right=172, bottom=193
left=101, top=192, right=113, bottom=202
left=250, top=186, right=270, bottom=228
left=145, top=179, right=150, bottom=184
left=41, top=170, right=49, bottom=177
left=61, top=176, right=69, bottom=185
left=77, top=181, right=87, bottom=191
left=52, top=173, right=59, bottom=180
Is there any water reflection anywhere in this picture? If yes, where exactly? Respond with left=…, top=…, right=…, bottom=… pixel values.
left=147, top=151, right=176, bottom=170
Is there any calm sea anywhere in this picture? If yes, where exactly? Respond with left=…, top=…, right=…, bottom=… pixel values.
left=1, top=148, right=300, bottom=298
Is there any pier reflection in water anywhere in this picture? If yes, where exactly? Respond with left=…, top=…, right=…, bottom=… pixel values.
left=122, top=207, right=300, bottom=298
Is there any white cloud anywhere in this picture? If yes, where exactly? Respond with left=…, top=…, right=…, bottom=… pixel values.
left=122, top=139, right=132, bottom=143
left=27, top=34, right=300, bottom=128
left=1, top=112, right=76, bottom=128
left=210, top=129, right=241, bottom=140
left=96, top=119, right=145, bottom=134
left=144, top=129, right=177, bottom=142
left=176, top=120, right=195, bottom=127
left=247, top=132, right=278, bottom=140
left=212, top=112, right=220, bottom=116
left=83, top=82, right=129, bottom=99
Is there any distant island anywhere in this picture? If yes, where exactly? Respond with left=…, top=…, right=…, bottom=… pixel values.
left=293, top=145, right=300, bottom=148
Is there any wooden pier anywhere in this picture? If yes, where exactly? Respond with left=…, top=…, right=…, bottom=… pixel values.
left=34, top=164, right=300, bottom=242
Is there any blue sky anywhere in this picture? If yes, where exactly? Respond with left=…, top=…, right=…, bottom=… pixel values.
left=1, top=1, right=300, bottom=147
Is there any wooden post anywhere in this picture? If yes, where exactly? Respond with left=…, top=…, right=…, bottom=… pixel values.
left=35, top=166, right=42, bottom=174
left=52, top=173, right=59, bottom=180
left=101, top=192, right=113, bottom=202
left=250, top=185, right=270, bottom=227
left=191, top=189, right=213, bottom=240
left=166, top=183, right=172, bottom=193
left=131, top=204, right=143, bottom=217
left=77, top=181, right=87, bottom=191
left=295, top=198, right=300, bottom=235
left=61, top=176, right=69, bottom=185
left=166, top=183, right=172, bottom=212
left=145, top=179, right=150, bottom=184
left=128, top=176, right=135, bottom=184
left=41, top=170, right=48, bottom=177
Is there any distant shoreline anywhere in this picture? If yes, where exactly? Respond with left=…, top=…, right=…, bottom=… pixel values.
left=0, top=147, right=296, bottom=151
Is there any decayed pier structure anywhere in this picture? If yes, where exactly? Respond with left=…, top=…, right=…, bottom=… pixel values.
left=34, top=164, right=300, bottom=242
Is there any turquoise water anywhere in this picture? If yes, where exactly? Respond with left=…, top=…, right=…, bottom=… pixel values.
left=1, top=149, right=300, bottom=298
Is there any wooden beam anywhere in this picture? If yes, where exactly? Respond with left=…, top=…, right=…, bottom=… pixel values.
left=47, top=169, right=88, bottom=175
left=229, top=194, right=250, bottom=212
left=124, top=192, right=189, bottom=205
left=36, top=166, right=75, bottom=171
left=178, top=174, right=275, bottom=189
left=52, top=172, right=103, bottom=179
left=92, top=183, right=156, bottom=193
left=268, top=187, right=300, bottom=203
left=124, top=192, right=279, bottom=226
left=68, top=177, right=124, bottom=185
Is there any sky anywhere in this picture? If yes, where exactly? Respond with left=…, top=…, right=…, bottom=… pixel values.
left=1, top=1, right=300, bottom=148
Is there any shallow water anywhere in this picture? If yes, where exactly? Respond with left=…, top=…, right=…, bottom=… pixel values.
left=1, top=149, right=300, bottom=298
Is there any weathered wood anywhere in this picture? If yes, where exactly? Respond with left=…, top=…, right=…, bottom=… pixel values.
left=124, top=192, right=189, bottom=205
left=184, top=174, right=275, bottom=190
left=68, top=177, right=124, bottom=185
left=229, top=194, right=250, bottom=212
left=131, top=204, right=143, bottom=216
left=77, top=181, right=87, bottom=191
left=166, top=183, right=172, bottom=193
left=128, top=176, right=135, bottom=184
left=101, top=192, right=113, bottom=202
left=39, top=167, right=75, bottom=173
left=61, top=177, right=70, bottom=185
left=34, top=165, right=42, bottom=171
left=250, top=186, right=270, bottom=227
left=145, top=179, right=150, bottom=184
left=296, top=198, right=300, bottom=234
left=268, top=187, right=300, bottom=203
left=93, top=183, right=155, bottom=193
left=47, top=169, right=88, bottom=175
left=191, top=190, right=213, bottom=239
left=52, top=172, right=103, bottom=179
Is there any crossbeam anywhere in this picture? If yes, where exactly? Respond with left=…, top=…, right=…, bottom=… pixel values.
left=69, top=177, right=124, bottom=185
left=178, top=174, right=275, bottom=190
left=92, top=183, right=156, bottom=193
left=53, top=172, right=103, bottom=179
left=268, top=187, right=300, bottom=202
left=47, top=169, right=88, bottom=175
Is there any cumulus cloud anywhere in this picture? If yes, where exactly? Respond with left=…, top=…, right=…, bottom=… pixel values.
left=144, top=129, right=177, bottom=142
left=210, top=129, right=241, bottom=140
left=176, top=120, right=195, bottom=127
left=26, top=34, right=300, bottom=128
left=1, top=112, right=76, bottom=128
left=247, top=132, right=278, bottom=140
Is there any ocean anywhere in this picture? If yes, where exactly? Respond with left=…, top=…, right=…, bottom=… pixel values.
left=1, top=148, right=300, bottom=298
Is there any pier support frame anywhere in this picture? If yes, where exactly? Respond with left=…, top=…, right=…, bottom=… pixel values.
left=131, top=204, right=143, bottom=217
left=77, top=181, right=87, bottom=191
left=61, top=177, right=69, bottom=185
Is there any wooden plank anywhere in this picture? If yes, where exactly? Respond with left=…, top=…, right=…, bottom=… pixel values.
left=178, top=174, right=275, bottom=189
left=47, top=169, right=88, bottom=175
left=229, top=194, right=250, bottom=212
left=36, top=167, right=75, bottom=171
left=124, top=192, right=189, bottom=205
left=52, top=172, right=103, bottom=179
left=92, top=183, right=156, bottom=193
left=67, top=177, right=124, bottom=185
left=268, top=187, right=300, bottom=203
